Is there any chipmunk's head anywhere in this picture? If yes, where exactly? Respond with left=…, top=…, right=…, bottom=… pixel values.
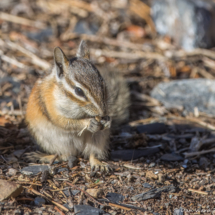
left=52, top=40, right=107, bottom=118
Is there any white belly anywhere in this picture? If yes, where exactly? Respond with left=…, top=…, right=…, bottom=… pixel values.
left=31, top=119, right=109, bottom=160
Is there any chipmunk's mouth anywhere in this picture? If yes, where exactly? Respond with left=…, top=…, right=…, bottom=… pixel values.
left=100, top=116, right=110, bottom=121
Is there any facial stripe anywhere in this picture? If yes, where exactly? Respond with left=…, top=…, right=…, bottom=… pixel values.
left=65, top=77, right=75, bottom=88
left=74, top=74, right=91, bottom=92
left=61, top=79, right=85, bottom=102
left=64, top=89, right=88, bottom=106
left=58, top=82, right=88, bottom=106
left=73, top=67, right=106, bottom=113
left=63, top=76, right=103, bottom=114
left=73, top=74, right=105, bottom=114
left=59, top=58, right=106, bottom=115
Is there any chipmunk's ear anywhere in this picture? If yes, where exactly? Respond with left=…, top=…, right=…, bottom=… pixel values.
left=53, top=47, right=69, bottom=78
left=76, top=40, right=90, bottom=60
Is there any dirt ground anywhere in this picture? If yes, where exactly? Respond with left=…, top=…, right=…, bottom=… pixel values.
left=0, top=0, right=215, bottom=214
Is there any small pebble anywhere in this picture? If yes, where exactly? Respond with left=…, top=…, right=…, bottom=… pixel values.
left=21, top=165, right=50, bottom=176
left=57, top=168, right=68, bottom=173
left=165, top=203, right=169, bottom=207
left=68, top=156, right=77, bottom=168
left=184, top=159, right=189, bottom=164
left=173, top=208, right=184, bottom=215
left=182, top=164, right=187, bottom=169
left=142, top=183, right=152, bottom=188
left=63, top=203, right=74, bottom=210
left=149, top=162, right=156, bottom=168
left=191, top=159, right=198, bottom=164
left=6, top=168, right=17, bottom=176
left=63, top=189, right=80, bottom=197
left=80, top=161, right=86, bottom=168
left=34, top=197, right=46, bottom=206
left=41, top=170, right=49, bottom=183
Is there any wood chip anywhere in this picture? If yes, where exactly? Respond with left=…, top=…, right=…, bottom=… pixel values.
left=188, top=189, right=208, bottom=195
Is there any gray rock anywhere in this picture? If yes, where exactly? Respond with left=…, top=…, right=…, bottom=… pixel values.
left=192, top=159, right=198, bottom=164
left=182, top=164, right=188, bottom=169
left=74, top=205, right=104, bottom=215
left=132, top=185, right=177, bottom=201
left=72, top=190, right=80, bottom=196
left=13, top=150, right=25, bottom=158
left=63, top=189, right=80, bottom=197
left=68, top=156, right=77, bottom=168
left=151, top=79, right=215, bottom=116
left=111, top=148, right=160, bottom=161
left=106, top=193, right=124, bottom=204
left=142, top=183, right=153, bottom=188
left=34, top=197, right=46, bottom=206
left=161, top=154, right=183, bottom=161
left=151, top=0, right=215, bottom=50
left=74, top=21, right=99, bottom=35
left=6, top=168, right=17, bottom=176
left=21, top=165, right=50, bottom=176
left=199, top=157, right=209, bottom=169
left=63, top=203, right=74, bottom=210
left=136, top=123, right=167, bottom=134
left=34, top=207, right=45, bottom=214
left=149, top=162, right=156, bottom=167
left=27, top=28, right=53, bottom=42
left=57, top=168, right=68, bottom=173
left=41, top=170, right=49, bottom=183
left=174, top=208, right=184, bottom=215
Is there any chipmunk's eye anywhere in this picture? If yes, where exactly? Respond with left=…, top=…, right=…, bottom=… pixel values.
left=75, top=87, right=85, bottom=97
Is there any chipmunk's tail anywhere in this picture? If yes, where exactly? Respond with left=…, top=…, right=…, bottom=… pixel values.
left=99, top=66, right=130, bottom=127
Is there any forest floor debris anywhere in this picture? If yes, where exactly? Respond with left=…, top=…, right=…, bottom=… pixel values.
left=0, top=0, right=215, bottom=214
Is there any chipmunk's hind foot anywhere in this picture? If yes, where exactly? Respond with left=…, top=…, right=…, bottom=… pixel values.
left=24, top=151, right=59, bottom=163
left=90, top=154, right=112, bottom=177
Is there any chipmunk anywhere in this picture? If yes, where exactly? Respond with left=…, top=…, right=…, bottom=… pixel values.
left=25, top=40, right=130, bottom=173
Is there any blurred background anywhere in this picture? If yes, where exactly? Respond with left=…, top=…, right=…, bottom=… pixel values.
left=1, top=0, right=215, bottom=124
left=0, top=0, right=155, bottom=124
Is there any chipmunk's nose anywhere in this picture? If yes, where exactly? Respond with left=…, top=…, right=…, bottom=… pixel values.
left=95, top=115, right=110, bottom=122
left=101, top=116, right=110, bottom=121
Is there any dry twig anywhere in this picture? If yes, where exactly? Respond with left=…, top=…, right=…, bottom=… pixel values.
left=0, top=39, right=51, bottom=70
left=0, top=53, right=28, bottom=69
left=28, top=187, right=69, bottom=212
left=0, top=12, right=46, bottom=29
left=184, top=147, right=215, bottom=158
left=108, top=202, right=132, bottom=211
left=188, top=189, right=208, bottom=195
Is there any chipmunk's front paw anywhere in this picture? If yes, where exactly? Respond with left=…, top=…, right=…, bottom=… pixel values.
left=90, top=157, right=112, bottom=177
left=100, top=116, right=111, bottom=130
left=87, top=118, right=102, bottom=133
